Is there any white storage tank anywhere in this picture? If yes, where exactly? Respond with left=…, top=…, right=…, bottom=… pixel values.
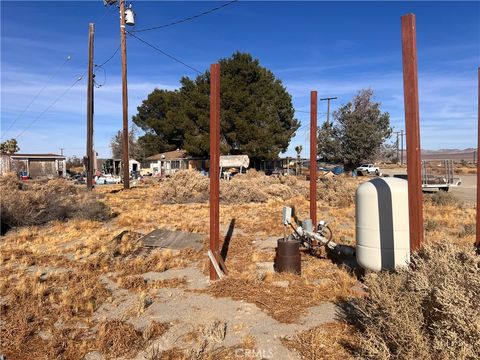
left=356, top=177, right=410, bottom=271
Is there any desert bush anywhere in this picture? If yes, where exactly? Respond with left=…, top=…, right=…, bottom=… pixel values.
left=156, top=170, right=209, bottom=203
left=424, top=219, right=439, bottom=232
left=155, top=170, right=358, bottom=206
left=458, top=223, right=475, bottom=238
left=341, top=243, right=480, bottom=360
left=0, top=174, right=112, bottom=232
left=426, top=190, right=462, bottom=207
left=316, top=177, right=356, bottom=208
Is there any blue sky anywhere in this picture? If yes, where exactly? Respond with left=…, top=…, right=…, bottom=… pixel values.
left=1, top=1, right=479, bottom=158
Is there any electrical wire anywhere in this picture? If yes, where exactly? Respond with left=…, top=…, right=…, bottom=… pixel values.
left=95, top=45, right=120, bottom=68
left=132, top=0, right=238, bottom=33
left=14, top=71, right=87, bottom=140
left=2, top=56, right=72, bottom=139
left=94, top=66, right=107, bottom=88
left=127, top=31, right=202, bottom=74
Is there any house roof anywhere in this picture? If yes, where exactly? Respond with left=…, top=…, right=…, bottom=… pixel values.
left=10, top=153, right=66, bottom=159
left=145, top=149, right=188, bottom=161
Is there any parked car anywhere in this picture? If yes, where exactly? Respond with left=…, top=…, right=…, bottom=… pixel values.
left=355, top=164, right=380, bottom=175
left=94, top=175, right=121, bottom=185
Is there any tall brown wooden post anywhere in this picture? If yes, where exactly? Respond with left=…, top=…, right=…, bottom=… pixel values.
left=310, top=91, right=318, bottom=226
left=210, top=64, right=221, bottom=280
left=86, top=23, right=94, bottom=190
left=476, top=67, right=480, bottom=249
left=401, top=13, right=424, bottom=251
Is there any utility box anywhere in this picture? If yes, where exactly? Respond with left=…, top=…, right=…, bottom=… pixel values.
left=356, top=177, right=410, bottom=271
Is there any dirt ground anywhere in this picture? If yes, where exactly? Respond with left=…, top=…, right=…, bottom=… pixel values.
left=0, top=173, right=476, bottom=359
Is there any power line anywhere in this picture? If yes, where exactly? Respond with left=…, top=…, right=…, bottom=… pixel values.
left=95, top=45, right=120, bottom=68
left=14, top=70, right=87, bottom=140
left=132, top=0, right=238, bottom=33
left=127, top=31, right=202, bottom=74
left=2, top=56, right=72, bottom=139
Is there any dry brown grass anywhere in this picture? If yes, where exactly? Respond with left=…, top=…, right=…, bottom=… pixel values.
left=96, top=320, right=144, bottom=358
left=207, top=255, right=357, bottom=324
left=340, top=243, right=480, bottom=360
left=0, top=174, right=112, bottom=232
left=282, top=322, right=356, bottom=360
left=1, top=169, right=477, bottom=358
left=153, top=170, right=358, bottom=207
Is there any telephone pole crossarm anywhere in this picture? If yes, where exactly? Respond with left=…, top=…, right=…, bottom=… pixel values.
left=319, top=96, right=337, bottom=126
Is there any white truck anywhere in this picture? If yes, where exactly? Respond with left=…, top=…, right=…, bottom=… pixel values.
left=355, top=164, right=380, bottom=176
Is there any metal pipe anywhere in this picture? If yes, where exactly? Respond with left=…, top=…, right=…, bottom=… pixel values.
left=209, top=63, right=221, bottom=280
left=310, top=91, right=317, bottom=226
left=401, top=13, right=424, bottom=251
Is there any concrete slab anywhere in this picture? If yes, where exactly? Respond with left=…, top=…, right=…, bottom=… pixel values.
left=140, top=228, right=206, bottom=251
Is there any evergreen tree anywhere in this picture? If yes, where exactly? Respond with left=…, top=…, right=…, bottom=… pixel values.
left=318, top=89, right=391, bottom=169
left=132, top=52, right=300, bottom=161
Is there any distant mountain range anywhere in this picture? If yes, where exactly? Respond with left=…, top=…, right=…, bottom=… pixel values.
left=403, top=148, right=476, bottom=161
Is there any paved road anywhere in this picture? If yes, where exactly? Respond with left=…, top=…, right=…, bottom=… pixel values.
left=380, top=168, right=476, bottom=205
left=451, top=174, right=476, bottom=205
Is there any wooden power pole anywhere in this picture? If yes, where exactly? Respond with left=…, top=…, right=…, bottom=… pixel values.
left=120, top=0, right=130, bottom=189
left=86, top=23, right=95, bottom=191
left=320, top=96, right=337, bottom=126
left=401, top=13, right=424, bottom=251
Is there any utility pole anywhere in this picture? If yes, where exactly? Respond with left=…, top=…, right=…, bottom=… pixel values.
left=400, top=129, right=404, bottom=165
left=393, top=130, right=404, bottom=164
left=86, top=23, right=95, bottom=191
left=59, top=148, right=65, bottom=156
left=320, top=97, right=337, bottom=126
left=394, top=131, right=400, bottom=163
left=120, top=0, right=129, bottom=189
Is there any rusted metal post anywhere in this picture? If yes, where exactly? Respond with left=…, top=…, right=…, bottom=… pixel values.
left=120, top=0, right=130, bottom=189
left=86, top=23, right=94, bottom=191
left=209, top=63, right=221, bottom=280
left=401, top=13, right=424, bottom=251
left=476, top=67, right=480, bottom=249
left=310, top=91, right=317, bottom=226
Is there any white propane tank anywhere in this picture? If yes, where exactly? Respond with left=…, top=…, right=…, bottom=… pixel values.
left=356, top=177, right=410, bottom=271
left=125, top=8, right=135, bottom=26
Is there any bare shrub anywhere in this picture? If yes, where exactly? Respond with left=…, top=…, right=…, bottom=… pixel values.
left=316, top=177, right=356, bottom=208
left=458, top=223, right=475, bottom=238
left=426, top=190, right=462, bottom=207
left=156, top=170, right=209, bottom=203
left=424, top=219, right=439, bottom=232
left=0, top=175, right=112, bottom=231
left=154, top=170, right=358, bottom=206
left=340, top=243, right=480, bottom=359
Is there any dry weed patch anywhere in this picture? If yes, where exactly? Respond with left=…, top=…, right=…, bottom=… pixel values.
left=0, top=174, right=112, bottom=233
left=207, top=258, right=357, bottom=324
left=340, top=243, right=480, bottom=360
left=154, top=170, right=359, bottom=207
left=96, top=320, right=144, bottom=358
left=282, top=322, right=356, bottom=360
